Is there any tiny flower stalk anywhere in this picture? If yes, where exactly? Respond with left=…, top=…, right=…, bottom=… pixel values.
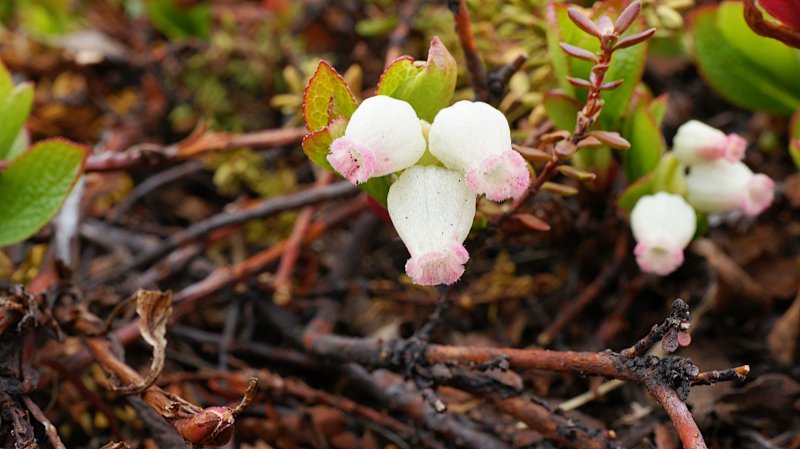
left=685, top=160, right=775, bottom=216
left=631, top=193, right=697, bottom=276
left=428, top=101, right=530, bottom=201
left=387, top=165, right=476, bottom=286
left=672, top=120, right=746, bottom=166
left=327, top=95, right=426, bottom=184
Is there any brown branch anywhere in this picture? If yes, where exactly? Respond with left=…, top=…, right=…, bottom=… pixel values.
left=487, top=53, right=529, bottom=103
left=273, top=171, right=334, bottom=305
left=645, top=381, right=708, bottom=449
left=92, top=180, right=358, bottom=285
left=691, top=365, right=750, bottom=386
left=22, top=396, right=67, bottom=449
left=449, top=0, right=489, bottom=101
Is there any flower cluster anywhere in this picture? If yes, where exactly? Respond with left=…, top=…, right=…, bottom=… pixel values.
left=630, top=120, right=775, bottom=276
left=674, top=120, right=775, bottom=217
left=328, top=96, right=530, bottom=285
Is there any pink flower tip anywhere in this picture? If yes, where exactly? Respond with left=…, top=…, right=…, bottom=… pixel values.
left=741, top=173, right=775, bottom=216
left=327, top=136, right=378, bottom=185
left=723, top=134, right=747, bottom=162
left=634, top=241, right=685, bottom=276
left=405, top=244, right=469, bottom=286
left=466, top=150, right=530, bottom=202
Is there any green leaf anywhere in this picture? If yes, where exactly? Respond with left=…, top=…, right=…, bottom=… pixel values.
left=648, top=93, right=668, bottom=126
left=617, top=152, right=685, bottom=212
left=617, top=171, right=654, bottom=211
left=144, top=0, right=210, bottom=40
left=0, top=139, right=87, bottom=246
left=543, top=90, right=580, bottom=131
left=303, top=61, right=358, bottom=132
left=689, top=2, right=800, bottom=115
left=0, top=82, right=34, bottom=160
left=359, top=175, right=391, bottom=206
left=7, top=128, right=29, bottom=161
left=622, top=92, right=666, bottom=181
left=376, top=37, right=457, bottom=122
left=301, top=117, right=347, bottom=172
left=651, top=152, right=685, bottom=195
left=0, top=60, right=13, bottom=97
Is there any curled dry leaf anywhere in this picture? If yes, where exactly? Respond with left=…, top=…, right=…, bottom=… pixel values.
left=111, top=289, right=173, bottom=394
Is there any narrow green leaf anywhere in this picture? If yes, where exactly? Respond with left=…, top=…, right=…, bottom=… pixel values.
left=0, top=60, right=12, bottom=98
left=0, top=139, right=87, bottom=246
left=623, top=92, right=665, bottom=181
left=689, top=2, right=800, bottom=115
left=303, top=61, right=358, bottom=132
left=543, top=90, right=580, bottom=131
left=617, top=171, right=654, bottom=211
left=376, top=37, right=457, bottom=122
left=0, top=82, right=34, bottom=160
left=716, top=2, right=800, bottom=92
left=144, top=0, right=210, bottom=39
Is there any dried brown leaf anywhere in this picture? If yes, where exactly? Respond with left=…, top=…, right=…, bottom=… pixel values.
left=110, top=289, right=172, bottom=394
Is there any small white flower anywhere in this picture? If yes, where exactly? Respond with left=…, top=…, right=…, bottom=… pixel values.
left=672, top=120, right=746, bottom=166
left=327, top=95, right=426, bottom=184
left=387, top=165, right=476, bottom=286
left=428, top=101, right=530, bottom=202
left=631, top=192, right=697, bottom=276
left=685, top=160, right=775, bottom=216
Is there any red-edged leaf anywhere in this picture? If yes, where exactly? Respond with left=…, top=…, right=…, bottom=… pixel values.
left=302, top=61, right=358, bottom=132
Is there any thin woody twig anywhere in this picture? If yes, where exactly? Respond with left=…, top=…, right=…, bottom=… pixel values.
left=691, top=365, right=750, bottom=386
left=449, top=0, right=490, bottom=101
left=22, top=396, right=67, bottom=449
left=273, top=171, right=334, bottom=306
left=92, top=181, right=358, bottom=285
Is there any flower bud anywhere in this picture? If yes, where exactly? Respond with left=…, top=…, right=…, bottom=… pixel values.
left=173, top=406, right=235, bottom=446
left=672, top=120, right=746, bottom=166
left=685, top=160, right=775, bottom=216
left=631, top=192, right=697, bottom=276
left=328, top=95, right=426, bottom=184
left=387, top=165, right=476, bottom=285
left=428, top=101, right=530, bottom=202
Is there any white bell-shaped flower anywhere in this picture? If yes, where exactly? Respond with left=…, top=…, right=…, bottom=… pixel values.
left=327, top=95, right=426, bottom=184
left=631, top=192, right=697, bottom=276
left=387, top=165, right=476, bottom=286
left=685, top=160, right=774, bottom=216
left=672, top=120, right=746, bottom=166
left=428, top=101, right=529, bottom=202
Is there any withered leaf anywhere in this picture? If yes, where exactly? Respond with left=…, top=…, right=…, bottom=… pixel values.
left=111, top=289, right=172, bottom=394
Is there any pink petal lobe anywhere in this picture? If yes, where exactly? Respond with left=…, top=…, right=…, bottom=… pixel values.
left=327, top=136, right=378, bottom=184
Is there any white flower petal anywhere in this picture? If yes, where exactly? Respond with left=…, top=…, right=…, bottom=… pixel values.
left=387, top=165, right=476, bottom=285
left=327, top=95, right=425, bottom=184
left=685, top=160, right=774, bottom=215
left=428, top=101, right=529, bottom=201
left=673, top=120, right=746, bottom=166
left=631, top=192, right=696, bottom=276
